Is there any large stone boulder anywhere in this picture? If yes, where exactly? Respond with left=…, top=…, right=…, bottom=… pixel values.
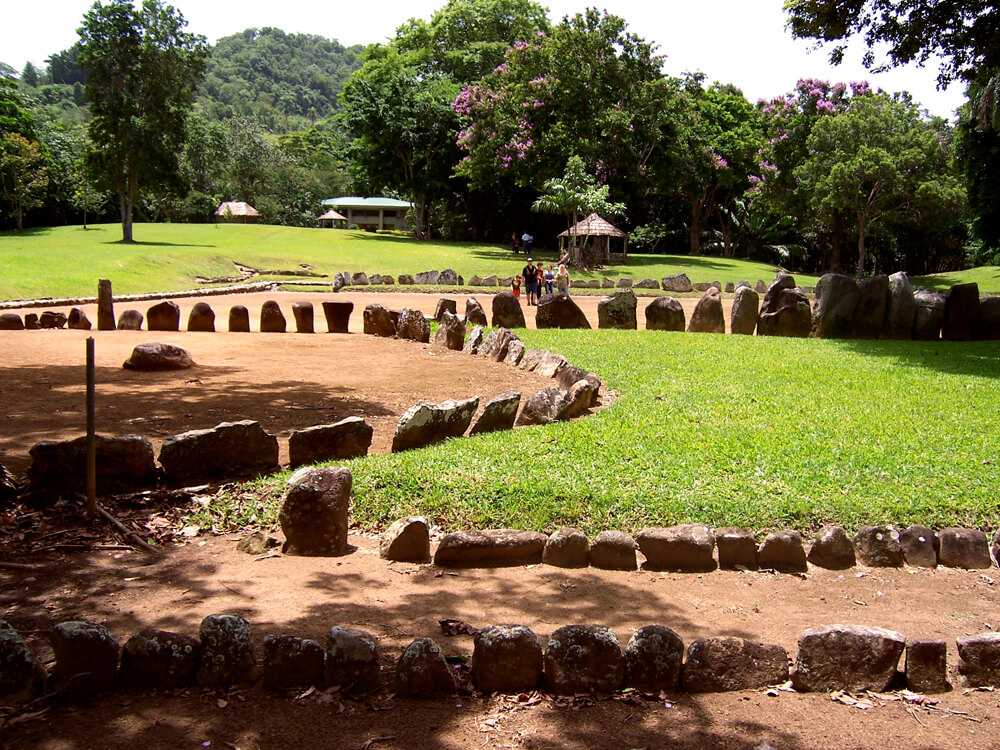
left=326, top=627, right=381, bottom=695
left=469, top=391, right=520, bottom=436
left=39, top=310, right=68, bottom=329
left=363, top=303, right=396, bottom=337
left=637, top=525, right=716, bottom=572
left=515, top=387, right=574, bottom=426
left=937, top=528, right=992, bottom=569
left=645, top=296, right=685, bottom=332
left=122, top=342, right=194, bottom=371
left=119, top=628, right=201, bottom=690
left=792, top=624, right=906, bottom=692
left=853, top=525, right=904, bottom=567
left=292, top=302, right=314, bottom=333
left=288, top=417, right=373, bottom=468
left=0, top=620, right=47, bottom=704
left=624, top=625, right=685, bottom=693
left=757, top=530, right=807, bottom=573
left=974, top=296, right=1000, bottom=340
left=534, top=351, right=568, bottom=377
left=262, top=635, right=325, bottom=691
left=886, top=272, right=916, bottom=339
left=465, top=297, right=488, bottom=326
left=434, top=529, right=547, bottom=567
left=391, top=397, right=479, bottom=452
left=853, top=274, right=889, bottom=338
left=542, top=527, right=589, bottom=568
left=379, top=517, right=430, bottom=563
left=27, top=434, right=157, bottom=496
left=589, top=530, right=637, bottom=570
left=197, top=614, right=256, bottom=688
left=0, top=313, right=24, bottom=330
left=635, top=278, right=659, bottom=289
left=473, top=625, right=544, bottom=693
left=597, top=290, right=638, bottom=330
left=716, top=527, right=758, bottom=570
left=544, top=625, right=623, bottom=695
left=397, top=274, right=414, bottom=285
left=504, top=339, right=525, bottom=364
left=682, top=637, right=789, bottom=692
left=807, top=525, right=856, bottom=570
left=116, top=309, right=142, bottom=330
left=260, top=300, right=287, bottom=333
left=957, top=633, right=1000, bottom=687
left=535, top=293, right=591, bottom=329
left=434, top=310, right=465, bottom=350
left=757, top=274, right=811, bottom=337
left=279, top=466, right=352, bottom=556
left=68, top=307, right=92, bottom=330
left=415, top=270, right=440, bottom=285
left=321, top=301, right=354, bottom=333
left=554, top=365, right=601, bottom=399
left=187, top=302, right=216, bottom=332
left=662, top=273, right=692, bottom=292
left=434, top=298, right=457, bottom=321
left=395, top=638, right=454, bottom=696
left=158, top=420, right=279, bottom=483
left=228, top=305, right=250, bottom=332
left=463, top=325, right=485, bottom=354
left=49, top=621, right=120, bottom=696
left=730, top=287, right=759, bottom=335
left=912, top=289, right=945, bottom=340
left=396, top=308, right=431, bottom=343
left=492, top=291, right=526, bottom=328
left=687, top=288, right=725, bottom=333
left=906, top=639, right=948, bottom=694
left=943, top=282, right=980, bottom=341
left=899, top=525, right=938, bottom=568
left=147, top=301, right=181, bottom=331
left=811, top=273, right=858, bottom=338
left=351, top=272, right=369, bottom=287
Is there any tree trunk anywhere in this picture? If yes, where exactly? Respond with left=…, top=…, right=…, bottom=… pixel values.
left=856, top=216, right=866, bottom=279
left=688, top=200, right=701, bottom=256
left=830, top=213, right=842, bottom=273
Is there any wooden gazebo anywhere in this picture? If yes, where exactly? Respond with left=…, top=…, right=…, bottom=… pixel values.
left=318, top=209, right=348, bottom=228
left=558, top=213, right=628, bottom=263
left=215, top=201, right=259, bottom=224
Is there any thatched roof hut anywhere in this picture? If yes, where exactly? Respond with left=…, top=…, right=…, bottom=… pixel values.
left=215, top=201, right=259, bottom=224
left=318, top=209, right=348, bottom=228
left=558, top=213, right=628, bottom=262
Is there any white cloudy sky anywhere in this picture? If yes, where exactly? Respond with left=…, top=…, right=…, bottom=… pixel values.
left=2, top=0, right=967, bottom=119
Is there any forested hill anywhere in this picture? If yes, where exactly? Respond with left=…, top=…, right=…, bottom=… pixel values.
left=197, top=28, right=365, bottom=132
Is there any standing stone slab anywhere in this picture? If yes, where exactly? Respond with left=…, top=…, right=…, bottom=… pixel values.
left=120, top=628, right=201, bottom=690
left=116, top=310, right=142, bottom=330
left=886, top=272, right=916, bottom=339
left=68, top=307, right=92, bottom=330
left=97, top=278, right=115, bottom=330
left=682, top=637, right=788, bottom=693
left=645, top=296, right=685, bottom=332
left=279, top=467, right=352, bottom=556
left=852, top=274, right=889, bottom=338
left=943, top=282, right=980, bottom=341
left=716, top=527, right=758, bottom=570
left=807, top=525, right=856, bottom=570
left=624, top=625, right=684, bottom=693
left=597, top=290, right=638, bottom=330
left=396, top=638, right=454, bottom=696
left=327, top=627, right=380, bottom=695
left=187, top=302, right=216, bottom=332
left=492, top=291, right=526, bottom=328
left=288, top=417, right=373, bottom=468
left=534, top=351, right=569, bottom=378
left=23, top=313, right=39, bottom=329
left=554, top=365, right=601, bottom=398
left=912, top=289, right=945, bottom=340
left=465, top=297, right=488, bottom=326
left=434, top=529, right=547, bottom=567
left=392, top=397, right=479, bottom=452
left=811, top=273, right=858, bottom=338
left=535, top=293, right=591, bottom=329
left=122, top=342, right=194, bottom=371
left=937, top=528, right=991, bottom=569
left=292, top=302, right=315, bottom=333
left=0, top=620, right=47, bottom=704
left=515, top=387, right=574, bottom=426
left=517, top=348, right=546, bottom=371
left=589, top=530, right=637, bottom=570
left=197, top=614, right=256, bottom=688
left=543, top=527, right=589, bottom=568
left=158, top=420, right=279, bottom=483
left=899, top=525, right=938, bottom=568
left=564, top=379, right=596, bottom=418
left=687, top=288, right=726, bottom=333
left=434, top=310, right=465, bottom=350
left=148, top=300, right=181, bottom=331
left=434, top=298, right=457, bottom=321
left=228, top=305, right=250, bottom=332
left=906, top=639, right=948, bottom=694
left=262, top=635, right=325, bottom=691
left=544, top=625, right=623, bottom=695
left=730, top=287, right=759, bottom=335
left=322, top=301, right=354, bottom=333
left=957, top=633, right=1000, bottom=687
left=974, top=296, right=1000, bottom=340
left=758, top=530, right=807, bottom=573
left=854, top=525, right=904, bottom=567
left=503, top=339, right=525, bottom=365
left=396, top=308, right=431, bottom=343
left=470, top=391, right=521, bottom=436
left=792, top=624, right=905, bottom=693
left=473, top=625, right=543, bottom=694
left=463, top=325, right=485, bottom=354
left=757, top=274, right=811, bottom=337
left=49, top=620, right=120, bottom=696
left=478, top=327, right=518, bottom=361
left=637, top=525, right=716, bottom=572
left=379, top=516, right=430, bottom=563
left=260, top=300, right=287, bottom=333
left=28, top=434, right=157, bottom=496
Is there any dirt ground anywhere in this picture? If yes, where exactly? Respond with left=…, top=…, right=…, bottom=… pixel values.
left=2, top=290, right=999, bottom=749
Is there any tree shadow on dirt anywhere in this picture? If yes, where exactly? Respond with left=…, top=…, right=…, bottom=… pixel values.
left=827, top=338, right=1000, bottom=379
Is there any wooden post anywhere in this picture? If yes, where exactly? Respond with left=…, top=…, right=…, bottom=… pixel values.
left=86, top=337, right=97, bottom=519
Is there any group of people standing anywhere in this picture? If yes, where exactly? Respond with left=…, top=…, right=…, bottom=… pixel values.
left=512, top=257, right=570, bottom=304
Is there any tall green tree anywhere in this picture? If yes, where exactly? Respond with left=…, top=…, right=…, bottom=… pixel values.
left=78, top=0, right=207, bottom=242
left=0, top=132, right=49, bottom=231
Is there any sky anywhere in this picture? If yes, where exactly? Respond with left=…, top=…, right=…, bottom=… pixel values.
left=2, top=0, right=967, bottom=119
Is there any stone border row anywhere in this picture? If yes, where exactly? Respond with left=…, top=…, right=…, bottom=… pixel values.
left=3, top=615, right=998, bottom=707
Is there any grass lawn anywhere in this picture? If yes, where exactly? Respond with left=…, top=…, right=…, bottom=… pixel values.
left=2, top=223, right=814, bottom=300
left=191, top=330, right=1000, bottom=536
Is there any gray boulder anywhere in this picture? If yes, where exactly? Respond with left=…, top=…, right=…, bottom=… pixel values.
left=757, top=274, right=811, bottom=337
left=28, top=434, right=157, bottom=496
left=534, top=351, right=569, bottom=377
left=0, top=620, right=46, bottom=704
left=686, top=287, right=725, bottom=333
left=544, top=625, right=623, bottom=695
left=853, top=274, right=889, bottom=338
left=515, top=387, right=574, bottom=426
left=463, top=325, right=485, bottom=354
left=589, top=530, right=637, bottom=570
left=645, top=296, right=685, bottom=331
left=635, top=278, right=660, bottom=289
left=811, top=273, right=858, bottom=338
left=886, top=272, right=916, bottom=339
left=292, top=302, right=314, bottom=333
left=492, top=291, right=526, bottom=328
left=682, top=637, right=788, bottom=692
left=279, top=466, right=352, bottom=556
left=517, top=348, right=546, bottom=371
left=187, top=302, right=215, bottom=332
left=755, top=279, right=767, bottom=293
left=68, top=307, right=92, bottom=330
left=637, top=525, right=716, bottom=572
left=957, top=632, right=1000, bottom=687
left=396, top=638, right=454, bottom=696
left=434, top=529, right=547, bottom=567
left=730, top=287, right=759, bottom=335
left=792, top=624, right=905, bottom=692
left=260, top=300, right=286, bottom=333
left=438, top=268, right=460, bottom=285
left=943, top=282, right=980, bottom=341
left=554, top=365, right=601, bottom=399
left=899, top=525, right=938, bottom=568
left=469, top=391, right=520, bottom=436
left=158, top=420, right=279, bottom=483
left=757, top=530, right=807, bottom=573
left=397, top=274, right=414, bottom=285
left=351, top=272, right=369, bottom=286
left=536, top=292, right=591, bottom=329
left=415, top=270, right=440, bottom=285
left=379, top=516, right=430, bottom=563
left=662, top=273, right=693, bottom=292
left=616, top=277, right=634, bottom=288
left=480, top=275, right=498, bottom=287
left=937, top=528, right=992, bottom=569
left=434, top=298, right=457, bottom=321
left=974, top=296, right=1000, bottom=340
left=332, top=271, right=348, bottom=290
left=473, top=625, right=544, bottom=693
left=396, top=308, right=431, bottom=343
left=391, top=397, right=479, bottom=452
left=912, top=289, right=945, bottom=340
left=287, top=416, right=373, bottom=468
left=262, top=635, right=325, bottom=691
left=228, top=305, right=250, bottom=332
left=542, top=527, right=589, bottom=568
left=624, top=625, right=684, bottom=693
left=807, top=525, right=856, bottom=570
left=434, top=310, right=465, bottom=350
left=322, top=301, right=354, bottom=333
left=363, top=303, right=396, bottom=337
left=854, top=525, right=904, bottom=567
left=597, top=290, right=638, bottom=330
left=116, top=309, right=142, bottom=330
left=503, top=339, right=525, bottom=365
left=465, top=297, right=488, bottom=326
left=716, top=527, right=757, bottom=570
left=326, top=627, right=380, bottom=695
left=123, top=342, right=194, bottom=371
left=601, top=277, right=615, bottom=288
left=49, top=621, right=120, bottom=696
left=197, top=614, right=256, bottom=688
left=120, top=628, right=201, bottom=690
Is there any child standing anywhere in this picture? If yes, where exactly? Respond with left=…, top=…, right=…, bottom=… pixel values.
left=512, top=274, right=522, bottom=299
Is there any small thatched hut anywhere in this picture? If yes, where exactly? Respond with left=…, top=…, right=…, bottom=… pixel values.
left=558, top=213, right=628, bottom=264
left=215, top=201, right=259, bottom=224
left=318, top=209, right=348, bottom=229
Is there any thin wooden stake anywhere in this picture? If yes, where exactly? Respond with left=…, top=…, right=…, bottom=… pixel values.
left=86, top=337, right=97, bottom=520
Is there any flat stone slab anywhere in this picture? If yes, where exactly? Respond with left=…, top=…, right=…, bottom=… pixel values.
left=957, top=632, right=1000, bottom=687
left=854, top=525, right=904, bottom=567
left=49, top=620, right=120, bottom=696
left=792, top=624, right=906, bottom=693
left=159, top=420, right=279, bottom=483
left=392, top=397, right=479, bottom=452
left=937, top=528, right=992, bottom=569
left=637, top=525, right=716, bottom=572
left=469, top=391, right=520, bottom=436
left=807, top=525, right=856, bottom=570
left=434, top=529, right=547, bottom=567
left=27, top=434, right=157, bottom=496
left=716, top=527, right=758, bottom=570
left=197, top=614, right=256, bottom=689
left=515, top=387, right=574, bottom=426
left=757, top=530, right=807, bottom=573
left=682, top=637, right=789, bottom=692
left=287, top=417, right=373, bottom=468
left=0, top=619, right=46, bottom=704
left=906, top=639, right=948, bottom=694
left=279, top=467, right=352, bottom=557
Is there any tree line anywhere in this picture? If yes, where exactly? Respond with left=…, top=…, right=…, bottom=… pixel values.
left=1, top=0, right=998, bottom=276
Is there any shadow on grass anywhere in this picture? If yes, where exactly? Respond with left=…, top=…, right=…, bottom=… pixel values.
left=827, top=337, right=1000, bottom=379
left=102, top=240, right=218, bottom=248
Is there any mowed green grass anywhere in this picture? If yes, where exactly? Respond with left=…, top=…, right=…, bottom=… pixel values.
left=1, top=223, right=813, bottom=300
left=191, top=330, right=1000, bottom=535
